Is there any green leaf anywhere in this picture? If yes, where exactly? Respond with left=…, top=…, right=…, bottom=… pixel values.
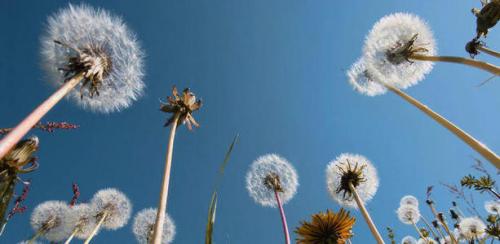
left=205, top=134, right=238, bottom=244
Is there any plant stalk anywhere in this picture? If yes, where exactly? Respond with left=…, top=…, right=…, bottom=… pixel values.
left=274, top=190, right=291, bottom=244
left=349, top=183, right=385, bottom=244
left=412, top=222, right=424, bottom=239
left=477, top=46, right=500, bottom=58
left=410, top=54, right=500, bottom=76
left=28, top=229, right=44, bottom=244
left=84, top=211, right=108, bottom=244
left=426, top=202, right=457, bottom=244
left=381, top=83, right=500, bottom=169
left=64, top=227, right=79, bottom=244
left=151, top=112, right=180, bottom=244
left=0, top=72, right=84, bottom=160
left=421, top=216, right=439, bottom=240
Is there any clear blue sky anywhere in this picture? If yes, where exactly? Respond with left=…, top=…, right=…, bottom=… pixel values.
left=0, top=0, right=499, bottom=243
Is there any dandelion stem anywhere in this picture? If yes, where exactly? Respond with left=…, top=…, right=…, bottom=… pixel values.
left=412, top=222, right=424, bottom=239
left=0, top=72, right=84, bottom=160
left=421, top=216, right=439, bottom=240
left=84, top=211, right=108, bottom=244
left=381, top=82, right=500, bottom=169
left=28, top=229, right=44, bottom=244
left=348, top=182, right=385, bottom=244
left=477, top=46, right=500, bottom=58
left=64, top=227, right=79, bottom=244
left=152, top=112, right=180, bottom=244
left=409, top=54, right=500, bottom=76
left=274, top=190, right=291, bottom=244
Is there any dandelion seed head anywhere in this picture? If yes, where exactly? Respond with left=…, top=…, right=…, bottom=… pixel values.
left=326, top=153, right=379, bottom=209
left=458, top=217, right=486, bottom=240
left=417, top=238, right=438, bottom=244
left=41, top=3, right=145, bottom=113
left=132, top=208, right=176, bottom=244
left=400, top=195, right=419, bottom=207
left=439, top=236, right=453, bottom=244
left=246, top=154, right=299, bottom=207
left=65, top=203, right=97, bottom=239
left=401, top=236, right=417, bottom=244
left=30, top=200, right=71, bottom=242
left=90, top=188, right=132, bottom=230
left=397, top=204, right=421, bottom=225
left=484, top=200, right=500, bottom=215
left=347, top=58, right=387, bottom=96
left=363, top=13, right=436, bottom=89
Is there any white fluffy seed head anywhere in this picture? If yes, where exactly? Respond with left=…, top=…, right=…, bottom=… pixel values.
left=401, top=236, right=417, bottom=244
left=326, top=153, right=379, bottom=209
left=458, top=217, right=486, bottom=240
left=439, top=236, right=453, bottom=244
left=363, top=13, right=436, bottom=90
left=132, top=208, right=176, bottom=244
left=41, top=3, right=145, bottom=113
left=30, top=201, right=71, bottom=242
left=246, top=154, right=299, bottom=207
left=65, top=203, right=98, bottom=239
left=400, top=195, right=419, bottom=207
left=347, top=58, right=387, bottom=96
left=417, top=238, right=438, bottom=244
left=90, top=188, right=132, bottom=230
left=397, top=204, right=421, bottom=225
left=484, top=200, right=500, bottom=215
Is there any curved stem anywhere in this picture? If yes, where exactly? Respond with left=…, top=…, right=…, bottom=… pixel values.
left=64, top=227, right=79, bottom=244
left=349, top=183, right=385, bottom=244
left=477, top=46, right=500, bottom=58
left=83, top=211, right=108, bottom=244
left=426, top=202, right=457, bottom=244
left=381, top=83, right=500, bottom=169
left=410, top=54, right=500, bottom=76
left=151, top=113, right=180, bottom=244
left=28, top=229, right=43, bottom=244
left=0, top=72, right=84, bottom=160
left=274, top=190, right=290, bottom=244
left=420, top=216, right=439, bottom=241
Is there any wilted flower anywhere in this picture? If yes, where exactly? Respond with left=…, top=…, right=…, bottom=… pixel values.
left=30, top=201, right=71, bottom=242
left=1, top=136, right=39, bottom=171
left=401, top=235, right=417, bottom=244
left=397, top=204, right=421, bottom=225
left=90, top=188, right=132, bottom=230
left=484, top=200, right=500, bottom=215
left=65, top=204, right=97, bottom=239
left=295, top=208, right=355, bottom=244
left=400, top=195, right=419, bottom=207
left=133, top=208, right=175, bottom=244
left=347, top=58, right=387, bottom=96
left=246, top=154, right=299, bottom=207
left=160, top=86, right=202, bottom=130
left=472, top=1, right=500, bottom=38
left=326, top=153, right=379, bottom=208
left=41, top=4, right=145, bottom=113
left=458, top=217, right=486, bottom=240
left=362, top=13, right=436, bottom=90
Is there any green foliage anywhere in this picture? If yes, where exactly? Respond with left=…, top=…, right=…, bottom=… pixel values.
left=460, top=174, right=496, bottom=193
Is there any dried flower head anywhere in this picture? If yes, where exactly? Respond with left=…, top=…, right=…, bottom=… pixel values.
left=295, top=208, right=355, bottom=244
left=160, top=86, right=202, bottom=130
left=246, top=154, right=299, bottom=207
left=363, top=13, right=436, bottom=90
left=484, top=200, right=500, bottom=215
left=397, top=204, right=421, bottom=225
left=347, top=58, right=387, bottom=96
left=30, top=201, right=71, bottom=242
left=400, top=195, right=419, bottom=207
left=1, top=136, right=39, bottom=172
left=472, top=1, right=500, bottom=38
left=41, top=4, right=145, bottom=113
left=458, top=217, right=486, bottom=240
left=402, top=235, right=417, bottom=244
left=326, top=153, right=379, bottom=209
left=90, top=188, right=132, bottom=230
left=65, top=203, right=97, bottom=239
left=417, top=238, right=438, bottom=244
left=132, top=208, right=176, bottom=244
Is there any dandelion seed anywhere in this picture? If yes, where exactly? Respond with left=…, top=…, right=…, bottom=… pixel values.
left=325, top=153, right=383, bottom=243
left=133, top=208, right=175, bottom=244
left=30, top=201, right=71, bottom=242
left=295, top=208, right=355, bottom=244
left=458, top=217, right=486, bottom=240
left=484, top=200, right=500, bottom=215
left=64, top=204, right=97, bottom=242
left=400, top=195, right=419, bottom=208
left=246, top=154, right=299, bottom=244
left=401, top=235, right=417, bottom=244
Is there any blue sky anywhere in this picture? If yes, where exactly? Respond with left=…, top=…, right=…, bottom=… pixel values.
left=0, top=0, right=499, bottom=243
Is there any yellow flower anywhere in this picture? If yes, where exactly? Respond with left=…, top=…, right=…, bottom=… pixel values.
left=296, top=208, right=356, bottom=244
